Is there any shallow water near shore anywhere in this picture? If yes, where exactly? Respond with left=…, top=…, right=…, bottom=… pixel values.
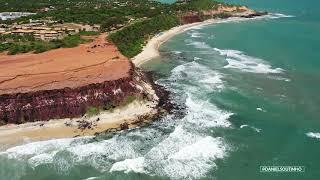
left=1, top=0, right=320, bottom=179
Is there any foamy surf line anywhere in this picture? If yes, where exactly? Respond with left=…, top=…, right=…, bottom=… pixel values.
left=109, top=126, right=230, bottom=179
left=186, top=13, right=294, bottom=30
left=306, top=132, right=320, bottom=139
left=0, top=59, right=236, bottom=179
left=184, top=39, right=286, bottom=74
left=132, top=13, right=294, bottom=67
left=0, top=12, right=295, bottom=179
left=0, top=125, right=231, bottom=179
left=214, top=48, right=285, bottom=74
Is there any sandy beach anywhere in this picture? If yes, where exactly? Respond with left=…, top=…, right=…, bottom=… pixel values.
left=132, top=8, right=266, bottom=67
left=132, top=19, right=218, bottom=67
left=0, top=100, right=157, bottom=150
left=0, top=12, right=261, bottom=149
left=0, top=32, right=161, bottom=149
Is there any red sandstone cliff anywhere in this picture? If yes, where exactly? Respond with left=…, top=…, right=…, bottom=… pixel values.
left=0, top=35, right=157, bottom=124
left=179, top=5, right=267, bottom=24
left=0, top=66, right=155, bottom=124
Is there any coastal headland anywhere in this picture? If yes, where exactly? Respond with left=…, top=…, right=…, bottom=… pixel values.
left=0, top=34, right=167, bottom=146
left=0, top=0, right=267, bottom=147
left=133, top=7, right=267, bottom=66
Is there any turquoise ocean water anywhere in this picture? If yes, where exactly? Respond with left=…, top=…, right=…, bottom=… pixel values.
left=1, top=0, right=320, bottom=179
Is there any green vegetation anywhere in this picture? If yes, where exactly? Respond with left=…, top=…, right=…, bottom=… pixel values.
left=173, top=0, right=220, bottom=11
left=124, top=95, right=137, bottom=105
left=85, top=95, right=140, bottom=116
left=109, top=15, right=179, bottom=58
left=0, top=33, right=90, bottom=55
left=0, top=0, right=224, bottom=26
left=100, top=17, right=127, bottom=32
left=0, top=0, right=171, bottom=25
left=0, top=0, right=237, bottom=56
left=86, top=106, right=100, bottom=116
left=0, top=34, right=35, bottom=42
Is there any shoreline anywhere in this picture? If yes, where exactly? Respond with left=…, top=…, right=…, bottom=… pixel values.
left=0, top=67, right=174, bottom=150
left=0, top=12, right=268, bottom=149
left=132, top=19, right=218, bottom=67
left=132, top=15, right=270, bottom=67
left=131, top=18, right=228, bottom=67
left=0, top=100, right=157, bottom=150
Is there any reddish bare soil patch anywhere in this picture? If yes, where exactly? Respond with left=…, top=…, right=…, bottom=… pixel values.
left=0, top=34, right=131, bottom=95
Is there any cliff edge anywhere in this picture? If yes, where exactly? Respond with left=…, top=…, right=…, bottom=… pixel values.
left=0, top=35, right=158, bottom=124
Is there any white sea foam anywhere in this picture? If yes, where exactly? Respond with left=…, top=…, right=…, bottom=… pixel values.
left=170, top=61, right=225, bottom=91
left=108, top=60, right=233, bottom=178
left=3, top=138, right=85, bottom=159
left=270, top=76, right=291, bottom=82
left=214, top=48, right=284, bottom=74
left=194, top=57, right=202, bottom=61
left=1, top=54, right=234, bottom=180
left=83, top=177, right=99, bottom=180
left=185, top=38, right=285, bottom=75
left=6, top=128, right=167, bottom=173
left=240, top=125, right=249, bottom=129
left=187, top=30, right=204, bottom=38
left=208, top=34, right=215, bottom=39
left=173, top=51, right=182, bottom=54
left=213, top=13, right=294, bottom=24
left=110, top=157, right=146, bottom=173
left=163, top=136, right=227, bottom=179
left=65, top=137, right=142, bottom=171
left=185, top=12, right=294, bottom=35
left=146, top=126, right=202, bottom=161
left=28, top=151, right=58, bottom=168
left=187, top=41, right=211, bottom=49
left=306, top=132, right=320, bottom=139
left=109, top=126, right=200, bottom=174
left=1, top=12, right=298, bottom=180
left=168, top=136, right=226, bottom=160
left=253, top=127, right=262, bottom=133
left=110, top=126, right=229, bottom=179
left=184, top=95, right=232, bottom=128
left=187, top=25, right=204, bottom=30
left=240, top=124, right=262, bottom=133
left=165, top=61, right=232, bottom=128
left=256, top=107, right=267, bottom=112
left=268, top=13, right=295, bottom=19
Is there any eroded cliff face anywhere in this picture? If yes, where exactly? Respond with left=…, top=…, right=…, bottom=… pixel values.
left=0, top=64, right=154, bottom=125
left=179, top=6, right=267, bottom=24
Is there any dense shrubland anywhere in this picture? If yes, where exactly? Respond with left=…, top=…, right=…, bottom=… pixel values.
left=0, top=33, right=90, bottom=54
left=0, top=0, right=232, bottom=56
left=109, top=15, right=179, bottom=57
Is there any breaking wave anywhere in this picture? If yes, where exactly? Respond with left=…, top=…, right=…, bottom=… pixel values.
left=185, top=38, right=285, bottom=74
left=306, top=132, right=320, bottom=140
left=240, top=125, right=262, bottom=133
left=187, top=12, right=295, bottom=31
left=168, top=61, right=225, bottom=92
left=214, top=48, right=284, bottom=74
left=187, top=30, right=205, bottom=38
left=268, top=13, right=295, bottom=19
left=0, top=11, right=297, bottom=180
left=0, top=59, right=233, bottom=179
left=110, top=126, right=229, bottom=179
